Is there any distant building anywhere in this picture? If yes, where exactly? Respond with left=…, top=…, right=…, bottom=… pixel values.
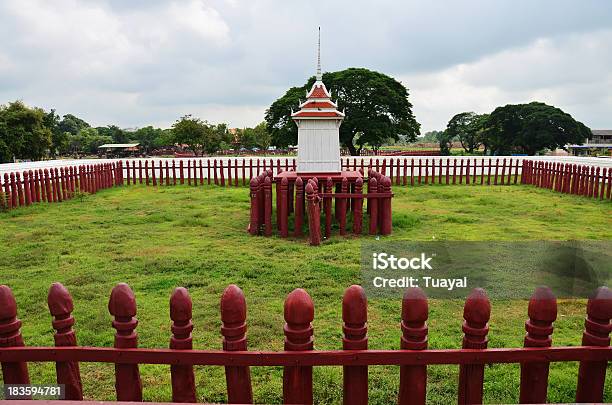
left=567, top=130, right=612, bottom=156
left=98, top=143, right=140, bottom=157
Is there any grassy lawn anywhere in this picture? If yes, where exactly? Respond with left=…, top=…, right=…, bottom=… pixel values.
left=0, top=183, right=610, bottom=404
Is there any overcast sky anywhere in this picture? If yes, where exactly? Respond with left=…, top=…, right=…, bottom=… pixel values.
left=1, top=0, right=611, bottom=133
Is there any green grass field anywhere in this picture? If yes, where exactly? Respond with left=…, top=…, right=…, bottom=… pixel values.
left=0, top=183, right=610, bottom=404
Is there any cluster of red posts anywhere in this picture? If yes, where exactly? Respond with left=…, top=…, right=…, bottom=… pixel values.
left=0, top=282, right=610, bottom=404
left=248, top=169, right=393, bottom=245
left=522, top=160, right=611, bottom=200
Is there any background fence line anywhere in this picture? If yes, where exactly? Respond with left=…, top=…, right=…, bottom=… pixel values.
left=0, top=283, right=610, bottom=404
left=1, top=158, right=610, bottom=211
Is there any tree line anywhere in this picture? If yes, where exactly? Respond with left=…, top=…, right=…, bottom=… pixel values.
left=0, top=101, right=272, bottom=163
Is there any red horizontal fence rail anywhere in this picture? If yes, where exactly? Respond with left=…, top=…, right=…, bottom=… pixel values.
left=0, top=283, right=610, bottom=404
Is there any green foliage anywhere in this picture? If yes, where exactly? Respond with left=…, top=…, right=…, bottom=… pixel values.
left=172, top=115, right=231, bottom=156
left=0, top=101, right=52, bottom=163
left=96, top=125, right=127, bottom=144
left=435, top=130, right=454, bottom=155
left=483, top=102, right=591, bottom=155
left=446, top=112, right=489, bottom=153
left=237, top=122, right=271, bottom=151
left=131, top=126, right=165, bottom=153
left=58, top=113, right=90, bottom=135
left=265, top=68, right=420, bottom=155
left=419, top=130, right=444, bottom=143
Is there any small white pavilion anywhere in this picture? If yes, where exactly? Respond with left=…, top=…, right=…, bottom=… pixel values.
left=292, top=29, right=345, bottom=174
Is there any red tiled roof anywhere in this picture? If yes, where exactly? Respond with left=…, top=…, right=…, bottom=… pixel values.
left=301, top=101, right=336, bottom=109
left=293, top=111, right=343, bottom=117
left=309, top=85, right=328, bottom=98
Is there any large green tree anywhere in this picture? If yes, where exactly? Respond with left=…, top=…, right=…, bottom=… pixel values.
left=446, top=112, right=489, bottom=153
left=483, top=102, right=591, bottom=155
left=266, top=68, right=420, bottom=155
left=171, top=115, right=231, bottom=156
left=237, top=122, right=271, bottom=151
left=132, top=126, right=165, bottom=154
left=0, top=101, right=52, bottom=163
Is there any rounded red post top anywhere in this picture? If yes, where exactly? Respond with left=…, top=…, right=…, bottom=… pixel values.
left=108, top=283, right=137, bottom=317
left=44, top=169, right=49, bottom=175
left=382, top=176, right=391, bottom=187
left=342, top=285, right=367, bottom=324
left=312, top=177, right=318, bottom=186
left=10, top=172, right=15, bottom=179
left=264, top=176, right=271, bottom=186
left=369, top=176, right=378, bottom=187
left=305, top=182, right=314, bottom=194
left=170, top=287, right=192, bottom=322
left=266, top=169, right=273, bottom=177
left=3, top=173, right=7, bottom=179
left=284, top=288, right=314, bottom=324
left=463, top=288, right=491, bottom=324
left=220, top=284, right=246, bottom=324
left=527, top=286, right=557, bottom=323
left=355, top=177, right=363, bottom=187
left=295, top=176, right=303, bottom=186
left=281, top=177, right=288, bottom=186
left=47, top=282, right=73, bottom=316
left=587, top=286, right=612, bottom=320
left=0, top=285, right=17, bottom=319
left=249, top=177, right=259, bottom=187
left=23, top=171, right=29, bottom=178
left=402, top=287, right=428, bottom=323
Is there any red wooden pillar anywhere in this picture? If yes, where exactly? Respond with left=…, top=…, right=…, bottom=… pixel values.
left=227, top=159, right=232, bottom=187
left=513, top=159, right=519, bottom=184
left=417, top=159, right=422, bottom=184
left=235, top=159, right=240, bottom=186
left=264, top=176, right=273, bottom=236
left=172, top=160, right=177, bottom=185
left=399, top=287, right=428, bottom=405
left=457, top=159, right=463, bottom=184
left=69, top=167, right=76, bottom=194
left=108, top=283, right=142, bottom=401
left=221, top=285, right=253, bottom=403
left=306, top=182, right=321, bottom=246
left=438, top=159, right=443, bottom=184
left=60, top=168, right=68, bottom=200
left=500, top=158, right=506, bottom=185
left=368, top=177, right=378, bottom=235
left=54, top=168, right=63, bottom=201
left=403, top=158, right=407, bottom=185
left=410, top=159, right=414, bottom=186
left=23, top=171, right=31, bottom=206
left=294, top=177, right=304, bottom=237
left=600, top=168, right=607, bottom=200
left=465, top=159, right=470, bottom=185
left=283, top=289, right=314, bottom=404
left=220, top=160, right=226, bottom=186
left=380, top=176, right=392, bottom=235
left=576, top=286, right=612, bottom=403
left=249, top=177, right=260, bottom=235
left=342, top=285, right=368, bottom=405
left=607, top=168, right=612, bottom=200
left=126, top=161, right=131, bottom=185
left=4, top=173, right=12, bottom=209
left=324, top=177, right=333, bottom=239
left=165, top=161, right=171, bottom=186
left=339, top=176, right=348, bottom=236
left=352, top=177, right=364, bottom=235
left=138, top=160, right=143, bottom=184
left=0, top=285, right=30, bottom=384
left=207, top=159, right=211, bottom=184
left=180, top=160, right=185, bottom=185
left=458, top=288, right=491, bottom=405
left=169, top=287, right=196, bottom=403
left=44, top=169, right=52, bottom=202
left=15, top=172, right=24, bottom=206
left=47, top=283, right=83, bottom=400
left=593, top=167, right=600, bottom=198
left=144, top=161, right=149, bottom=186
left=486, top=158, right=492, bottom=185
left=213, top=159, right=219, bottom=185
left=32, top=170, right=40, bottom=203
left=480, top=159, right=485, bottom=185
left=280, top=177, right=289, bottom=237
left=519, top=286, right=557, bottom=403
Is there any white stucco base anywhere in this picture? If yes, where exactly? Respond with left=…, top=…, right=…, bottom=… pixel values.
left=296, top=119, right=341, bottom=173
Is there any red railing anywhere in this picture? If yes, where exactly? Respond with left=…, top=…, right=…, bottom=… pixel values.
left=0, top=283, right=610, bottom=404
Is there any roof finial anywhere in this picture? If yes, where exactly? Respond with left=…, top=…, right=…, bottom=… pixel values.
left=316, top=27, right=322, bottom=81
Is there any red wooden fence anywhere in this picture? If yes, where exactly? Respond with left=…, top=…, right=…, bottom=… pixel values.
left=1, top=159, right=609, bottom=211
left=0, top=283, right=610, bottom=404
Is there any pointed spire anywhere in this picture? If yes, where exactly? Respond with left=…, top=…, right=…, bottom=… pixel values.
left=316, top=27, right=322, bottom=81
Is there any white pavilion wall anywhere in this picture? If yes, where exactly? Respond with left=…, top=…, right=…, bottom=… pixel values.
left=296, top=119, right=341, bottom=173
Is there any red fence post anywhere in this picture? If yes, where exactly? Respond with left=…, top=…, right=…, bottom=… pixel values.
left=126, top=161, right=131, bottom=185
left=221, top=285, right=253, bottom=404
left=3, top=173, right=11, bottom=209
left=145, top=161, right=150, bottom=186
left=169, top=287, right=196, bottom=403
left=214, top=159, right=219, bottom=185
left=108, top=283, right=142, bottom=401
left=280, top=177, right=289, bottom=237
left=576, top=286, right=612, bottom=403
left=380, top=176, right=392, bottom=235
left=228, top=159, right=233, bottom=187
left=324, top=177, right=333, bottom=239
left=172, top=160, right=177, bottom=185
left=264, top=176, right=273, bottom=236
left=353, top=177, right=364, bottom=235
left=60, top=168, right=68, bottom=200
left=368, top=176, right=378, bottom=235
left=23, top=171, right=31, bottom=206
left=220, top=159, right=225, bottom=187
left=342, top=285, right=368, bottom=405
left=519, top=286, right=557, bottom=403
left=0, top=285, right=30, bottom=384
left=16, top=172, right=24, bottom=206
left=283, top=288, right=314, bottom=404
left=54, top=168, right=63, bottom=201
left=458, top=288, right=491, bottom=405
left=44, top=169, right=52, bottom=202
left=47, top=283, right=83, bottom=400
left=306, top=182, right=321, bottom=246
left=339, top=176, right=348, bottom=236
left=249, top=177, right=260, bottom=235
left=294, top=177, right=304, bottom=237
left=399, top=287, right=428, bottom=405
